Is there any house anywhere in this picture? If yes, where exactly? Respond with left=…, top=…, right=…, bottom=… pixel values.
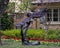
left=10, top=0, right=60, bottom=29
left=30, top=0, right=60, bottom=29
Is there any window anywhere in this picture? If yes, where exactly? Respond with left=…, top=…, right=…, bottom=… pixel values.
left=53, top=9, right=58, bottom=21
left=47, top=8, right=60, bottom=22
left=47, top=9, right=52, bottom=21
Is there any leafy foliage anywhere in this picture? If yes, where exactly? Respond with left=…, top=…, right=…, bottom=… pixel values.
left=19, top=0, right=33, bottom=12
left=1, top=13, right=13, bottom=30
left=3, top=29, right=20, bottom=38
left=2, top=29, right=60, bottom=40
left=6, top=2, right=15, bottom=13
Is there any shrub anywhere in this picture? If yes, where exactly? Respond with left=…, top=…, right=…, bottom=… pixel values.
left=3, top=29, right=20, bottom=38
left=27, top=29, right=46, bottom=39
left=1, top=13, right=13, bottom=30
left=2, top=29, right=60, bottom=40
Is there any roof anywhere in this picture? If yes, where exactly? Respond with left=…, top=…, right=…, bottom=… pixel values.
left=31, top=0, right=60, bottom=4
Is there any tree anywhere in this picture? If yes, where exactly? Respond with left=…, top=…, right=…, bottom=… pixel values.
left=1, top=2, right=15, bottom=30
left=0, top=0, right=9, bottom=45
left=6, top=2, right=15, bottom=13
left=19, top=0, right=33, bottom=13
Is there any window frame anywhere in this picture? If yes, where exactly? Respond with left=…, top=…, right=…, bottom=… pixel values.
left=47, top=8, right=60, bottom=24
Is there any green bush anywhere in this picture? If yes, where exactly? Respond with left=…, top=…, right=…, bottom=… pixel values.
left=27, top=29, right=46, bottom=39
left=3, top=29, right=20, bottom=38
left=2, top=29, right=60, bottom=40
left=1, top=13, right=13, bottom=30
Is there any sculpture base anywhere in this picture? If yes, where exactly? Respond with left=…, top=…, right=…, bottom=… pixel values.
left=22, top=41, right=40, bottom=45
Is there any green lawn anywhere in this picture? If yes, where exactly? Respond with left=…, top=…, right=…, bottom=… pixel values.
left=0, top=39, right=60, bottom=48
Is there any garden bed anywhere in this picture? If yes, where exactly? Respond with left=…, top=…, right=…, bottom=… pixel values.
left=2, top=29, right=60, bottom=40
left=1, top=36, right=60, bottom=42
left=1, top=29, right=60, bottom=43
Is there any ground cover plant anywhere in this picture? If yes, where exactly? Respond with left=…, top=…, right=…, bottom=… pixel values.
left=2, top=29, right=60, bottom=40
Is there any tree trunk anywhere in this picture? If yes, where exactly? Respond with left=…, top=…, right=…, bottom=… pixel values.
left=0, top=32, right=2, bottom=45
left=0, top=15, right=2, bottom=45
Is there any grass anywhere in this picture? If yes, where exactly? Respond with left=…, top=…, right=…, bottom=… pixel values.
left=0, top=39, right=60, bottom=48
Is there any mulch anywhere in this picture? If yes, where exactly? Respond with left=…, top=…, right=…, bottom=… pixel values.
left=1, top=36, right=60, bottom=42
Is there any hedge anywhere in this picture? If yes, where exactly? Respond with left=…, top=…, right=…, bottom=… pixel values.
left=2, top=29, right=60, bottom=40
